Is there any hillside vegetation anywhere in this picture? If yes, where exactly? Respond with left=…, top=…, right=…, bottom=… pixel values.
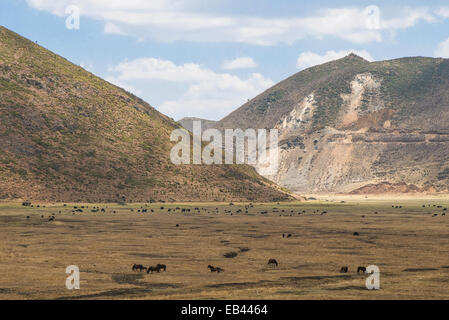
left=0, top=26, right=290, bottom=202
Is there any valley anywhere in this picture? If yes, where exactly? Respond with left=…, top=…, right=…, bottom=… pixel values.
left=1, top=197, right=449, bottom=299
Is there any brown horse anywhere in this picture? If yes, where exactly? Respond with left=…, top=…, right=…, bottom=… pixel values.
left=156, top=264, right=167, bottom=272
left=132, top=264, right=146, bottom=272
left=357, top=266, right=367, bottom=274
left=215, top=267, right=224, bottom=273
left=268, top=259, right=278, bottom=267
left=147, top=266, right=159, bottom=274
left=208, top=265, right=224, bottom=273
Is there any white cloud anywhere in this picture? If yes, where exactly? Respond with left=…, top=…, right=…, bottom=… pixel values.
left=108, top=57, right=274, bottom=120
left=380, top=7, right=435, bottom=29
left=104, top=22, right=127, bottom=35
left=222, top=57, right=257, bottom=70
left=110, top=58, right=217, bottom=82
left=296, top=50, right=374, bottom=70
left=435, top=38, right=449, bottom=58
left=435, top=7, right=449, bottom=19
left=25, top=1, right=442, bottom=45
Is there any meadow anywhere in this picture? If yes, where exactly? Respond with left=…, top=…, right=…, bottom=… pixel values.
left=1, top=196, right=449, bottom=299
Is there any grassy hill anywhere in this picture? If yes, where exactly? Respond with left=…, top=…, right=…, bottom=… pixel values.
left=178, top=117, right=217, bottom=133
left=0, top=26, right=291, bottom=202
left=217, top=53, right=449, bottom=132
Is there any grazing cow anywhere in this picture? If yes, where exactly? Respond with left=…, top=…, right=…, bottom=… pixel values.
left=340, top=266, right=349, bottom=273
left=287, top=234, right=292, bottom=238
left=357, top=266, right=367, bottom=274
left=156, top=264, right=167, bottom=272
left=268, top=259, right=279, bottom=267
left=353, top=232, right=359, bottom=236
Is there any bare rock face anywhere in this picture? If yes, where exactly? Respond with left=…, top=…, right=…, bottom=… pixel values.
left=217, top=54, right=449, bottom=194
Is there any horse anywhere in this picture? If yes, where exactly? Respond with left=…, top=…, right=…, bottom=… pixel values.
left=215, top=267, right=224, bottom=273
left=156, top=264, right=167, bottom=272
left=208, top=265, right=224, bottom=273
left=147, top=266, right=159, bottom=274
left=132, top=264, right=146, bottom=272
left=268, top=259, right=278, bottom=267
left=357, top=266, right=367, bottom=274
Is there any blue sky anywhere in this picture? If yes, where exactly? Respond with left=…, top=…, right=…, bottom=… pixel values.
left=2, top=0, right=449, bottom=121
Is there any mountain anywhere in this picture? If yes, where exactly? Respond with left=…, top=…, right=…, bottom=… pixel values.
left=0, top=26, right=291, bottom=202
left=215, top=53, right=449, bottom=193
left=178, top=117, right=216, bottom=133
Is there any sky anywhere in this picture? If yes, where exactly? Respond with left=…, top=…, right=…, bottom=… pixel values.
left=1, top=0, right=449, bottom=121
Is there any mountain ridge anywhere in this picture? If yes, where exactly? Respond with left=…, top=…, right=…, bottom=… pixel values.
left=178, top=117, right=217, bottom=133
left=213, top=53, right=449, bottom=193
left=0, top=26, right=291, bottom=202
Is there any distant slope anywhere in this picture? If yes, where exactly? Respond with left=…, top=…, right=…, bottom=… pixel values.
left=215, top=54, right=449, bottom=193
left=0, top=26, right=291, bottom=202
left=178, top=117, right=216, bottom=133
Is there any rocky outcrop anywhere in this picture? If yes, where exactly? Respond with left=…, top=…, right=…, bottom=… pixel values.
left=215, top=55, right=449, bottom=194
